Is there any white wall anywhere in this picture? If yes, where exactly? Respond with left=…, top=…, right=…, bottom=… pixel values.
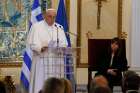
left=122, top=0, right=132, bottom=66
left=131, top=0, right=140, bottom=67
left=69, top=0, right=77, bottom=46
left=69, top=0, right=88, bottom=85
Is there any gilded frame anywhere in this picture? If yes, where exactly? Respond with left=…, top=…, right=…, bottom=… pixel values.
left=77, top=0, right=123, bottom=68
left=0, top=0, right=30, bottom=67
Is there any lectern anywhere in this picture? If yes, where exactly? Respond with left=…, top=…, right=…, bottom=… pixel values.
left=40, top=47, right=78, bottom=79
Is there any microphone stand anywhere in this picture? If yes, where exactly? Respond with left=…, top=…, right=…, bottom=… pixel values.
left=54, top=24, right=60, bottom=57
left=55, top=24, right=59, bottom=47
left=57, top=27, right=59, bottom=47
left=55, top=24, right=62, bottom=77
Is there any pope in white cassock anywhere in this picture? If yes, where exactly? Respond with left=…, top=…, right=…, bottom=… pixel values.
left=27, top=9, right=68, bottom=93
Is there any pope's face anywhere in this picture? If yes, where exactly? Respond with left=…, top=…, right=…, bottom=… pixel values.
left=45, top=11, right=56, bottom=26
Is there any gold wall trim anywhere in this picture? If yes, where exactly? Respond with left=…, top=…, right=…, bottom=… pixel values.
left=65, top=0, right=70, bottom=23
left=118, top=0, right=123, bottom=37
left=77, top=0, right=85, bottom=68
left=0, top=62, right=22, bottom=68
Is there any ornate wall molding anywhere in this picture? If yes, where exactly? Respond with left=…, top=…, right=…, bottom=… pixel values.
left=0, top=62, right=22, bottom=68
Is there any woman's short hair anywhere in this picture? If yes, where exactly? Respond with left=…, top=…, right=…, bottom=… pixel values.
left=111, top=37, right=120, bottom=45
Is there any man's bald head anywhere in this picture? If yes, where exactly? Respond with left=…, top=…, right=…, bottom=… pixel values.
left=44, top=8, right=57, bottom=26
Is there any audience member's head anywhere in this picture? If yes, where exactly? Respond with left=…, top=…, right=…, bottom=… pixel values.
left=90, top=75, right=109, bottom=93
left=93, top=75, right=108, bottom=87
left=0, top=80, right=6, bottom=93
left=42, top=77, right=64, bottom=93
left=4, top=76, right=13, bottom=84
left=90, top=85, right=112, bottom=93
left=123, top=70, right=140, bottom=91
left=124, top=70, right=137, bottom=78
left=4, top=76, right=16, bottom=93
left=60, top=78, right=73, bottom=93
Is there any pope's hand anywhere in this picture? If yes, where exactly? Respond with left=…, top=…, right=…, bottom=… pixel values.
left=41, top=47, right=48, bottom=52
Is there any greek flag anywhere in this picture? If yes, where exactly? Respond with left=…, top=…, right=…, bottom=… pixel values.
left=20, top=0, right=43, bottom=91
left=55, top=0, right=75, bottom=92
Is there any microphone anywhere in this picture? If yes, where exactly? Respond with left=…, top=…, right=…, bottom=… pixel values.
left=54, top=24, right=58, bottom=28
left=65, top=31, right=77, bottom=37
left=55, top=23, right=77, bottom=37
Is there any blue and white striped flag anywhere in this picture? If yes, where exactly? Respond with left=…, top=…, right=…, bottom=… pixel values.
left=20, top=0, right=43, bottom=91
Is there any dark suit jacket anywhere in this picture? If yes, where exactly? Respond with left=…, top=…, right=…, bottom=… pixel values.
left=95, top=47, right=128, bottom=85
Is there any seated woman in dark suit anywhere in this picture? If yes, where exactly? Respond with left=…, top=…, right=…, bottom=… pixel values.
left=95, top=37, right=128, bottom=91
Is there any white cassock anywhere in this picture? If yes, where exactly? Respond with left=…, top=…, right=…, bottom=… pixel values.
left=27, top=20, right=68, bottom=93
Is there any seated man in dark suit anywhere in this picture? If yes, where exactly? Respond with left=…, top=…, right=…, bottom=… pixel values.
left=95, top=37, right=128, bottom=91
